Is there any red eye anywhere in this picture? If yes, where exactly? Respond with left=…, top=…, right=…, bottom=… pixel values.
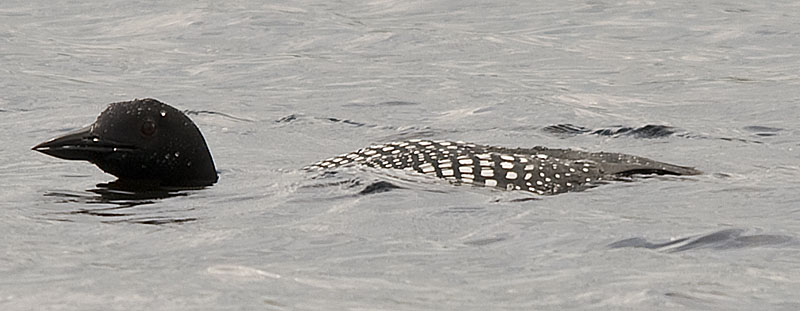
left=141, top=119, right=157, bottom=136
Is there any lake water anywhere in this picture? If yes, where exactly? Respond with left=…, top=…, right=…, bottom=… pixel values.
left=2, top=0, right=800, bottom=310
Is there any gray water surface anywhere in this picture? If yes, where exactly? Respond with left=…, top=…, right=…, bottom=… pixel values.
left=2, top=1, right=800, bottom=310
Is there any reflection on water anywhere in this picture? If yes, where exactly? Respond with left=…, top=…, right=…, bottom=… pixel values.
left=609, top=228, right=795, bottom=252
left=42, top=180, right=204, bottom=225
left=542, top=123, right=769, bottom=144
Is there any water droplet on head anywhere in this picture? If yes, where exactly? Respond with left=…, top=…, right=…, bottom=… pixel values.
left=174, top=152, right=180, bottom=158
left=160, top=110, right=167, bottom=117
left=186, top=161, right=192, bottom=167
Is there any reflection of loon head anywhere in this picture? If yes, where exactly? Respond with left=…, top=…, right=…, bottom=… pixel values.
left=33, top=98, right=218, bottom=187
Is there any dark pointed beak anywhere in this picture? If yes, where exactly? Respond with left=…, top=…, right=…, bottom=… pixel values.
left=32, top=125, right=134, bottom=161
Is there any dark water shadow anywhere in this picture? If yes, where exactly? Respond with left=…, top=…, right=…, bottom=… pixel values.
left=271, top=113, right=466, bottom=142
left=544, top=123, right=778, bottom=144
left=42, top=180, right=206, bottom=225
left=543, top=124, right=679, bottom=138
left=742, top=125, right=783, bottom=137
left=358, top=181, right=402, bottom=195
left=299, top=174, right=406, bottom=197
left=274, top=113, right=375, bottom=128
left=274, top=110, right=781, bottom=147
left=608, top=228, right=795, bottom=252
left=293, top=169, right=455, bottom=203
left=184, top=109, right=254, bottom=122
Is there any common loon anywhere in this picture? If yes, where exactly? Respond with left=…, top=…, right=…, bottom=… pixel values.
left=33, top=99, right=700, bottom=191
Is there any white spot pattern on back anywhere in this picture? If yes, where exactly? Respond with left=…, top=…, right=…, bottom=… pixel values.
left=304, top=139, right=651, bottom=195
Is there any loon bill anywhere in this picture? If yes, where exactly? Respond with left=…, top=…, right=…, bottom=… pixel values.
left=307, top=140, right=701, bottom=195
left=32, top=98, right=218, bottom=187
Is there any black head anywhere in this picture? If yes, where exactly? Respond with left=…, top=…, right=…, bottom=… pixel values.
left=33, top=98, right=218, bottom=187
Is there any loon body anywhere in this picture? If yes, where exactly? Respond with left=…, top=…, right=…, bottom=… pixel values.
left=307, top=140, right=700, bottom=195
left=33, top=99, right=699, bottom=192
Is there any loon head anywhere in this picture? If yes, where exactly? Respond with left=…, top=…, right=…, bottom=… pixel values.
left=33, top=98, right=218, bottom=187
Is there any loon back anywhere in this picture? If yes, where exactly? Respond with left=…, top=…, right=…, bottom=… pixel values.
left=307, top=140, right=700, bottom=195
